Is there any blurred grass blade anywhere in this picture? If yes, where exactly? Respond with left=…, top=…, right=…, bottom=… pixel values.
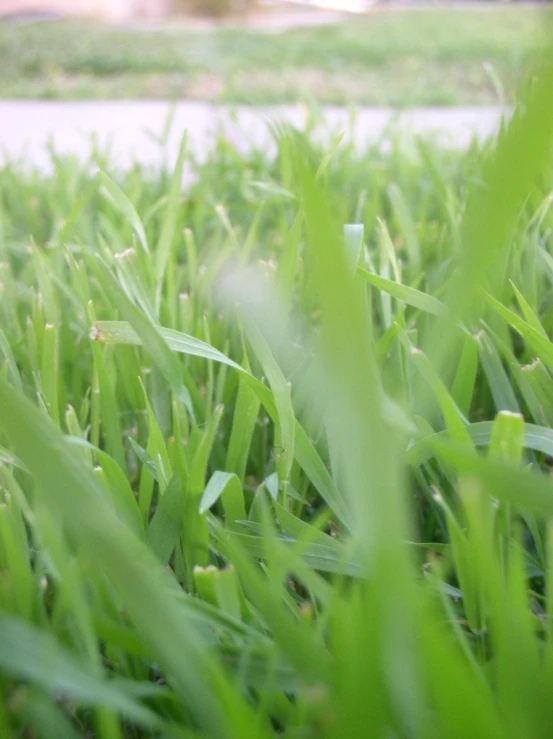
left=200, top=471, right=247, bottom=532
left=0, top=378, right=265, bottom=738
left=387, top=183, right=421, bottom=275
left=358, top=268, right=448, bottom=317
left=484, top=290, right=553, bottom=371
left=98, top=171, right=149, bottom=254
left=0, top=613, right=160, bottom=728
left=94, top=319, right=349, bottom=522
left=344, top=224, right=364, bottom=274
left=146, top=474, right=184, bottom=565
left=429, top=437, right=553, bottom=517
left=476, top=329, right=520, bottom=413
left=451, top=332, right=478, bottom=417
left=155, top=134, right=187, bottom=309
left=89, top=258, right=195, bottom=419
left=407, top=419, right=553, bottom=466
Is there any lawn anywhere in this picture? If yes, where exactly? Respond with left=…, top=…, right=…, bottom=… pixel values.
left=0, top=6, right=551, bottom=105
left=2, top=53, right=553, bottom=736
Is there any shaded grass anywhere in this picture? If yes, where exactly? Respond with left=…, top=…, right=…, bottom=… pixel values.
left=0, top=7, right=550, bottom=105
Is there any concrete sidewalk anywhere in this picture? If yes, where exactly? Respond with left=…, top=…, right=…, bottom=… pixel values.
left=0, top=101, right=508, bottom=171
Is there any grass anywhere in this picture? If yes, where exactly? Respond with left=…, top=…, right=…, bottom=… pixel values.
left=3, top=53, right=553, bottom=737
left=0, top=7, right=551, bottom=105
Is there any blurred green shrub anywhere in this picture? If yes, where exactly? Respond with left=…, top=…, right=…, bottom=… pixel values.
left=175, top=0, right=257, bottom=18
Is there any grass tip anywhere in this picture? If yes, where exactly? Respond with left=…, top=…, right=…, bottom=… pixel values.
left=194, top=564, right=218, bottom=574
left=115, top=248, right=136, bottom=261
left=496, top=410, right=523, bottom=419
left=522, top=358, right=541, bottom=371
left=89, top=325, right=102, bottom=341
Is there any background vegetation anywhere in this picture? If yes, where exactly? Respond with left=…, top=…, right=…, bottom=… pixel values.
left=0, top=7, right=550, bottom=104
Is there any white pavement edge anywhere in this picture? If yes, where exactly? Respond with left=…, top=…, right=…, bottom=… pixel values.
left=0, top=101, right=509, bottom=172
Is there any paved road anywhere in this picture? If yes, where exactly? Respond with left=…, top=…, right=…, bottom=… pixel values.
left=0, top=101, right=508, bottom=172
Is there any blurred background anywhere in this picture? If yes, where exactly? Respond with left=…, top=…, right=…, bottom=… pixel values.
left=0, top=0, right=549, bottom=105
left=0, top=0, right=551, bottom=168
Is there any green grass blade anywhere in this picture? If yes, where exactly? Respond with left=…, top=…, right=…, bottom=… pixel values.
left=358, top=268, right=448, bottom=317
left=155, top=134, right=187, bottom=310
left=0, top=613, right=160, bottom=729
left=0, top=378, right=265, bottom=737
left=89, top=258, right=195, bottom=419
left=98, top=171, right=149, bottom=255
